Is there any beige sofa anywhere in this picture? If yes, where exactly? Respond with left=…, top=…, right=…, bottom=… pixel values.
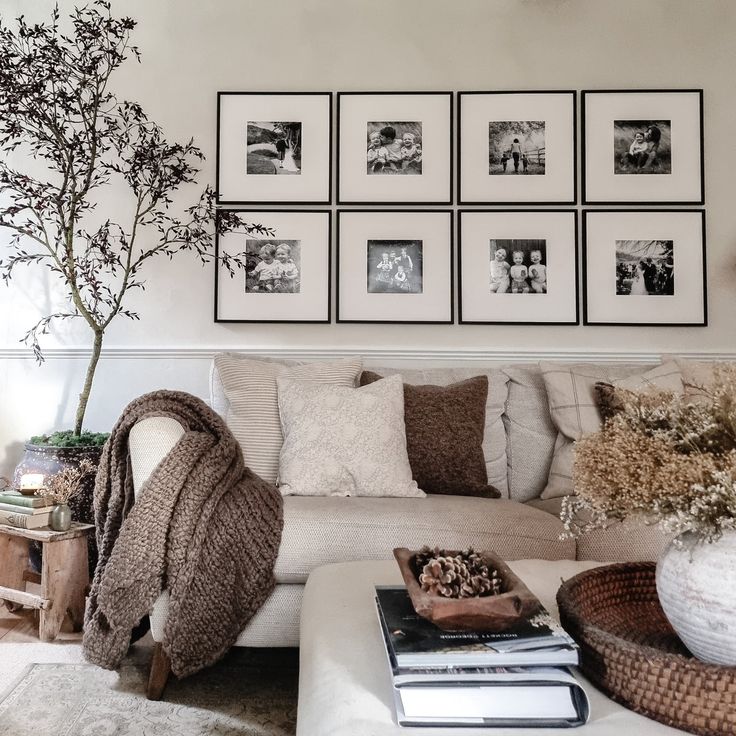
left=129, top=356, right=672, bottom=653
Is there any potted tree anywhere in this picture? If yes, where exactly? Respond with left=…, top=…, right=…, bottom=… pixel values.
left=0, top=2, right=266, bottom=547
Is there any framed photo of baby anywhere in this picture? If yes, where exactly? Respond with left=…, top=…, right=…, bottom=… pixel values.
left=583, top=90, right=704, bottom=204
left=338, top=92, right=452, bottom=204
left=215, top=210, right=331, bottom=323
left=583, top=210, right=706, bottom=326
left=459, top=210, right=579, bottom=324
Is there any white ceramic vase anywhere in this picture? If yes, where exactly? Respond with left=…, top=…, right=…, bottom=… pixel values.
left=655, top=529, right=736, bottom=666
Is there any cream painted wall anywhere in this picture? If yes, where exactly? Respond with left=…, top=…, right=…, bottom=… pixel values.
left=1, top=0, right=735, bottom=474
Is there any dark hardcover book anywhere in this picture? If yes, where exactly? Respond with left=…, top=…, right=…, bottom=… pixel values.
left=376, top=586, right=578, bottom=668
left=376, top=599, right=590, bottom=727
left=0, top=491, right=55, bottom=509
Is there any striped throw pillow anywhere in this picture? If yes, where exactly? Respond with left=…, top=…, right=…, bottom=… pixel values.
left=214, top=354, right=363, bottom=484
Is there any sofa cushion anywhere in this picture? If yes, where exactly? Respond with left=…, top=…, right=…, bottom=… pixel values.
left=539, top=361, right=680, bottom=499
left=277, top=375, right=422, bottom=498
left=213, top=353, right=362, bottom=484
left=369, top=365, right=509, bottom=497
left=501, top=365, right=558, bottom=503
left=527, top=497, right=673, bottom=562
left=273, top=495, right=575, bottom=583
left=360, top=371, right=499, bottom=498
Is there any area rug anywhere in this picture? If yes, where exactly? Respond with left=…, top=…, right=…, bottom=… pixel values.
left=0, top=658, right=297, bottom=736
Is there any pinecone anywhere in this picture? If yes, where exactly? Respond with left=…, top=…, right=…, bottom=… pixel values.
left=416, top=547, right=503, bottom=599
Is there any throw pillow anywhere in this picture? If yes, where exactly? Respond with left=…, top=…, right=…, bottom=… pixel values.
left=360, top=371, right=500, bottom=498
left=213, top=354, right=363, bottom=484
left=539, top=361, right=684, bottom=499
left=276, top=374, right=424, bottom=498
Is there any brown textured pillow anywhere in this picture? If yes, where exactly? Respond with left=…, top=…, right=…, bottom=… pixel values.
left=359, top=370, right=500, bottom=498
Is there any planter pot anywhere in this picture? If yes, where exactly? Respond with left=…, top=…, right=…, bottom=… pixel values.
left=13, top=443, right=103, bottom=572
left=656, top=530, right=736, bottom=666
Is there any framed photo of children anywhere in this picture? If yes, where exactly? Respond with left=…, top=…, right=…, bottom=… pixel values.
left=458, top=210, right=579, bottom=325
left=216, top=92, right=332, bottom=205
left=583, top=210, right=706, bottom=326
left=337, top=210, right=453, bottom=323
left=582, top=90, right=704, bottom=204
left=458, top=91, right=577, bottom=205
left=215, top=210, right=331, bottom=323
left=337, top=92, right=453, bottom=204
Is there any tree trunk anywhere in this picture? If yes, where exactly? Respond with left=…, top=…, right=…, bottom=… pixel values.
left=74, top=329, right=103, bottom=436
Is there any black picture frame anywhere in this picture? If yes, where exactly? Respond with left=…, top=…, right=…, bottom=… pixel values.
left=458, top=209, right=580, bottom=325
left=336, top=91, right=454, bottom=205
left=458, top=90, right=578, bottom=206
left=582, top=89, right=705, bottom=205
left=214, top=209, right=332, bottom=323
left=582, top=209, right=707, bottom=327
left=216, top=92, right=333, bottom=206
left=336, top=209, right=454, bottom=324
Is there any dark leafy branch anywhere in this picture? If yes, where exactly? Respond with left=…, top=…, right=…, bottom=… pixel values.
left=0, top=2, right=269, bottom=434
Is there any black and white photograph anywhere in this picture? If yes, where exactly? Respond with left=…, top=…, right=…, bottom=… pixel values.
left=489, top=239, right=547, bottom=294
left=488, top=122, right=546, bottom=175
left=614, top=120, right=671, bottom=175
left=366, top=240, right=423, bottom=293
left=582, top=90, right=703, bottom=204
left=459, top=92, right=576, bottom=205
left=583, top=210, right=705, bottom=326
left=615, top=240, right=674, bottom=296
left=245, top=239, right=301, bottom=293
left=338, top=93, right=452, bottom=204
left=366, top=122, right=422, bottom=175
left=337, top=210, right=453, bottom=323
left=459, top=210, right=578, bottom=324
left=215, top=210, right=331, bottom=323
left=217, top=92, right=331, bottom=204
left=246, top=122, right=302, bottom=175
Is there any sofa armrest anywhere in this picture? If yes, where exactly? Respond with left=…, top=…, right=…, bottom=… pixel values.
left=129, top=416, right=186, bottom=499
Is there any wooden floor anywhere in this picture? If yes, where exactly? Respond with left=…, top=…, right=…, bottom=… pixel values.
left=0, top=589, right=82, bottom=643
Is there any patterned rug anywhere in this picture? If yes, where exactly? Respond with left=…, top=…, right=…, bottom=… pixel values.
left=0, top=654, right=297, bottom=736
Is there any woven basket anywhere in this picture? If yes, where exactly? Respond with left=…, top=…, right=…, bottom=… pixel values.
left=557, top=562, right=736, bottom=736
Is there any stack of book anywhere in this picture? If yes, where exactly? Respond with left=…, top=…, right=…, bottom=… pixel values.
left=0, top=489, right=56, bottom=529
left=375, top=585, right=590, bottom=728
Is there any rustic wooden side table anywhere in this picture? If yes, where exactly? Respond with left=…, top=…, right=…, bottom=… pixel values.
left=0, top=522, right=95, bottom=641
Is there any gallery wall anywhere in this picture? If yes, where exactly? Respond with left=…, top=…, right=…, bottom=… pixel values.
left=1, top=0, right=735, bottom=475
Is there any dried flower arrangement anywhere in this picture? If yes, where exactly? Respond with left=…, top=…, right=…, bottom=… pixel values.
left=413, top=546, right=503, bottom=598
left=562, top=364, right=736, bottom=545
left=44, top=458, right=98, bottom=506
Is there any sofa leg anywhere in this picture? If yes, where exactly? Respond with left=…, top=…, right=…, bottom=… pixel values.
left=147, top=642, right=171, bottom=700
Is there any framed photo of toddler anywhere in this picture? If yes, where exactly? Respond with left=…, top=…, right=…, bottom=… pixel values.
left=337, top=92, right=453, bottom=204
left=458, top=210, right=579, bottom=325
left=583, top=209, right=707, bottom=326
left=458, top=91, right=577, bottom=205
left=336, top=210, right=454, bottom=323
left=216, top=92, right=332, bottom=205
left=214, top=210, right=331, bottom=323
left=582, top=90, right=704, bottom=204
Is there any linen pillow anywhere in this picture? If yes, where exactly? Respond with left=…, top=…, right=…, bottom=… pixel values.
left=277, top=374, right=424, bottom=498
left=367, top=365, right=509, bottom=496
left=360, top=371, right=500, bottom=498
left=213, top=354, right=363, bottom=484
left=539, top=360, right=684, bottom=499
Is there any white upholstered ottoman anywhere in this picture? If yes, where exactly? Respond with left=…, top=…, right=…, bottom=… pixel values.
left=297, top=560, right=687, bottom=735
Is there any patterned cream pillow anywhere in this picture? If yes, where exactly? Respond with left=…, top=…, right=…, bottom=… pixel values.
left=540, top=360, right=684, bottom=499
left=214, top=354, right=363, bottom=484
left=277, top=374, right=424, bottom=498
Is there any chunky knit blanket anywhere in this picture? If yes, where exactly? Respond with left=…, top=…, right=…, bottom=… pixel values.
left=82, top=390, right=283, bottom=678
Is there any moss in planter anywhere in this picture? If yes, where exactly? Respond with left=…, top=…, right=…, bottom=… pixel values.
left=29, top=430, right=109, bottom=448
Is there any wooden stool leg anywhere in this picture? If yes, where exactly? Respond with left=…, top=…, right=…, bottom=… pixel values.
left=40, top=536, right=88, bottom=641
left=0, top=534, right=29, bottom=610
left=147, top=642, right=172, bottom=700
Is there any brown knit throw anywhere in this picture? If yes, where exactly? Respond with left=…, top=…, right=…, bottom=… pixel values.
left=82, top=390, right=283, bottom=678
